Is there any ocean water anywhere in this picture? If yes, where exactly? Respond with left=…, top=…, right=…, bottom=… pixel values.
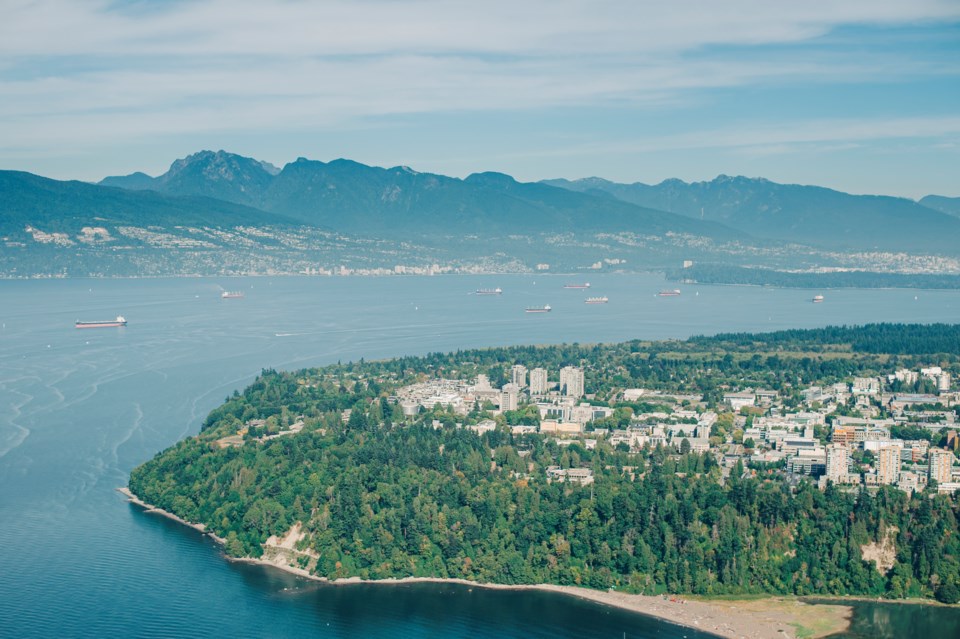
left=1, top=273, right=959, bottom=638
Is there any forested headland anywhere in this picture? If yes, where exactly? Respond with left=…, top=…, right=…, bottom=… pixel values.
left=128, top=324, right=960, bottom=602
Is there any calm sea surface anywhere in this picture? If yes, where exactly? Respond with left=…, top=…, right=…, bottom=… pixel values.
left=1, top=273, right=958, bottom=638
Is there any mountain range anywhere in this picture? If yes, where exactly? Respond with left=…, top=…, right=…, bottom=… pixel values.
left=97, top=150, right=960, bottom=253
left=542, top=176, right=960, bottom=253
left=919, top=195, right=960, bottom=219
left=100, top=150, right=728, bottom=239
left=3, top=149, right=959, bottom=278
left=0, top=169, right=294, bottom=236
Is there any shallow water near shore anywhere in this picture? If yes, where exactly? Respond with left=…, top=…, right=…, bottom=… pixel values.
left=1, top=273, right=958, bottom=637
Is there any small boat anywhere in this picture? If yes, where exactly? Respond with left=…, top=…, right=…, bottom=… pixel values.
left=563, top=283, right=590, bottom=289
left=585, top=296, right=609, bottom=304
left=525, top=305, right=552, bottom=313
left=812, top=294, right=824, bottom=303
left=76, top=315, right=126, bottom=328
left=658, top=289, right=681, bottom=297
left=221, top=291, right=245, bottom=299
left=475, top=288, right=502, bottom=295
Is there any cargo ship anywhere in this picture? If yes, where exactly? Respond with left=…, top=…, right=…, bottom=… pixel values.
left=563, top=283, right=590, bottom=289
left=475, top=288, right=503, bottom=295
left=221, top=291, right=245, bottom=299
left=585, top=296, right=608, bottom=304
left=525, top=305, right=552, bottom=313
left=812, top=294, right=824, bottom=303
left=658, top=289, right=681, bottom=297
left=76, top=315, right=127, bottom=329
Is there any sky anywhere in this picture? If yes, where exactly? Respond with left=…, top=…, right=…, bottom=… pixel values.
left=1, top=0, right=958, bottom=198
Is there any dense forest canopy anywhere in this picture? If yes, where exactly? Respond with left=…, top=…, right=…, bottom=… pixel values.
left=129, top=324, right=960, bottom=602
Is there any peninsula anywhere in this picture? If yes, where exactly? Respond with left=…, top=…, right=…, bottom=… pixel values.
left=127, top=324, right=960, bottom=637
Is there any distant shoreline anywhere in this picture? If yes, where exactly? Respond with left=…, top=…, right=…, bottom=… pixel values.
left=119, top=486, right=852, bottom=639
left=7, top=269, right=960, bottom=293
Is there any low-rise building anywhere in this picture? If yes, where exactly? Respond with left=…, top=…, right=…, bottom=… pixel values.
left=788, top=450, right=826, bottom=476
left=545, top=466, right=594, bottom=485
left=724, top=391, right=756, bottom=411
left=539, top=420, right=582, bottom=435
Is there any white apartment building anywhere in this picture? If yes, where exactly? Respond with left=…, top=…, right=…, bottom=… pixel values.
left=529, top=368, right=549, bottom=394
left=877, top=445, right=902, bottom=485
left=559, top=366, right=585, bottom=399
left=500, top=383, right=520, bottom=412
left=511, top=364, right=528, bottom=388
left=825, top=443, right=849, bottom=483
left=929, top=448, right=954, bottom=484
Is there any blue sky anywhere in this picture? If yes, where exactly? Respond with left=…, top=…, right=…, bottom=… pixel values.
left=1, top=0, right=958, bottom=197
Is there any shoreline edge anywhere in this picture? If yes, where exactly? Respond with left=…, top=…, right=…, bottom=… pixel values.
left=118, top=486, right=851, bottom=639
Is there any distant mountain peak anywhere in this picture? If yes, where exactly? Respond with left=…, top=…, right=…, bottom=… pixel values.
left=464, top=171, right=517, bottom=188
left=709, top=174, right=769, bottom=186
left=99, top=171, right=157, bottom=191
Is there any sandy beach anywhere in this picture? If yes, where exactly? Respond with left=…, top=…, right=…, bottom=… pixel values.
left=119, top=487, right=851, bottom=639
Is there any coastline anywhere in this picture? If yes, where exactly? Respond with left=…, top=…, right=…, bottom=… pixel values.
left=119, top=486, right=852, bottom=639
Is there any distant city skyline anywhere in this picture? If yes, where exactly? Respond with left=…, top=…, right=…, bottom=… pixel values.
left=1, top=1, right=958, bottom=198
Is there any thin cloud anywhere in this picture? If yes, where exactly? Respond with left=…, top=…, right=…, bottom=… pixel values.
left=0, top=0, right=958, bottom=190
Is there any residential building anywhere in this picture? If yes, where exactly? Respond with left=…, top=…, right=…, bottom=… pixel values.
left=825, top=443, right=849, bottom=483
left=894, top=368, right=919, bottom=385
left=511, top=364, right=528, bottom=388
left=947, top=430, right=959, bottom=451
left=559, top=366, right=585, bottom=398
left=529, top=368, right=549, bottom=395
left=929, top=448, right=954, bottom=484
left=938, top=372, right=952, bottom=392
left=852, top=377, right=881, bottom=396
left=500, top=383, right=520, bottom=412
left=877, top=445, right=902, bottom=485
left=899, top=471, right=922, bottom=495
